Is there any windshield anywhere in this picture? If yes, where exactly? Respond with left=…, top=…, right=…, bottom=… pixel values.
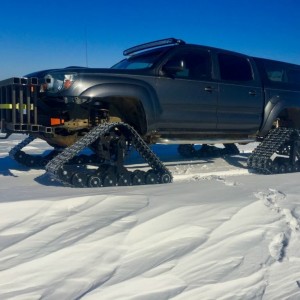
left=111, top=48, right=169, bottom=70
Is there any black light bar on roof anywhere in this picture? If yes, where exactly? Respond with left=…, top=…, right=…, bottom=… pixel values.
left=123, top=38, right=186, bottom=56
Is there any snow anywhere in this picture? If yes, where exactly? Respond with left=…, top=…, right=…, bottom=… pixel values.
left=1, top=135, right=300, bottom=299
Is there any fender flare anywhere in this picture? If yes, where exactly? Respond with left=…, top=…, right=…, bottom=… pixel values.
left=260, top=97, right=300, bottom=136
left=80, top=82, right=160, bottom=132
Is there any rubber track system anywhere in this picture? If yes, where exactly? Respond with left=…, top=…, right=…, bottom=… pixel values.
left=9, top=135, right=36, bottom=161
left=45, top=122, right=173, bottom=187
left=247, top=127, right=300, bottom=174
left=9, top=135, right=60, bottom=168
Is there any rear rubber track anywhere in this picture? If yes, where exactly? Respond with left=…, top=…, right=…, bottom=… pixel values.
left=248, top=127, right=300, bottom=174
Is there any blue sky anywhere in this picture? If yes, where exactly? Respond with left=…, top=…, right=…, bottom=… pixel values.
left=0, top=0, right=299, bottom=79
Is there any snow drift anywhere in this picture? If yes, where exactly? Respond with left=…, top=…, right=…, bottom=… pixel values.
left=1, top=135, right=300, bottom=299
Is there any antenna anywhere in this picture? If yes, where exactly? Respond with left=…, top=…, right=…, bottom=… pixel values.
left=85, top=27, right=89, bottom=67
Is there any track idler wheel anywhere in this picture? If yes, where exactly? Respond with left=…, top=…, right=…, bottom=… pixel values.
left=145, top=170, right=159, bottom=184
left=71, top=172, right=88, bottom=187
left=293, top=161, right=300, bottom=172
left=278, top=164, right=287, bottom=174
left=103, top=169, right=117, bottom=187
left=160, top=172, right=172, bottom=184
left=271, top=162, right=280, bottom=174
left=131, top=170, right=146, bottom=185
left=118, top=171, right=132, bottom=186
left=87, top=174, right=102, bottom=187
left=57, top=167, right=74, bottom=184
left=285, top=164, right=293, bottom=173
left=265, top=159, right=273, bottom=170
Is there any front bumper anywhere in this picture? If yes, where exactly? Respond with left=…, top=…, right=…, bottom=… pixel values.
left=0, top=77, right=54, bottom=137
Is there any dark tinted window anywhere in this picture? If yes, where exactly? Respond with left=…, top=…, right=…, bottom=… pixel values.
left=260, top=59, right=300, bottom=87
left=164, top=49, right=211, bottom=80
left=267, top=68, right=285, bottom=82
left=112, top=48, right=167, bottom=70
left=218, top=53, right=253, bottom=81
left=264, top=64, right=287, bottom=83
left=287, top=69, right=300, bottom=84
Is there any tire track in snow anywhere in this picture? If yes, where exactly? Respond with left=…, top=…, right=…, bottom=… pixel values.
left=174, top=169, right=249, bottom=184
left=194, top=175, right=239, bottom=187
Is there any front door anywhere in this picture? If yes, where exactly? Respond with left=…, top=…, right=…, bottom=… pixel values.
left=155, top=47, right=218, bottom=132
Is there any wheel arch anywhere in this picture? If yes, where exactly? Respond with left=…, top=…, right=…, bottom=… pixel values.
left=260, top=99, right=300, bottom=136
left=80, top=83, right=160, bottom=135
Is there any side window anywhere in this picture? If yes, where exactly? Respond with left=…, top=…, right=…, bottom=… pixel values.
left=267, top=69, right=285, bottom=82
left=256, top=58, right=300, bottom=89
left=262, top=61, right=300, bottom=86
left=164, top=50, right=211, bottom=80
left=264, top=64, right=287, bottom=83
left=218, top=53, right=253, bottom=81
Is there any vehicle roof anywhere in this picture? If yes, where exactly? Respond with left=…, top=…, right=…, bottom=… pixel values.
left=128, top=43, right=250, bottom=61
left=126, top=38, right=300, bottom=67
left=253, top=56, right=300, bottom=69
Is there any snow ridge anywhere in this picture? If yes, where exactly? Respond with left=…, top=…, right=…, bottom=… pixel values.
left=255, top=188, right=300, bottom=262
left=2, top=135, right=300, bottom=299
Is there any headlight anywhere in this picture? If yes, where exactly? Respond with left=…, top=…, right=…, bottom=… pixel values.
left=41, top=73, right=77, bottom=93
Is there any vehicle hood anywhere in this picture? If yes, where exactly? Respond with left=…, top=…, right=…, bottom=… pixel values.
left=25, top=66, right=153, bottom=79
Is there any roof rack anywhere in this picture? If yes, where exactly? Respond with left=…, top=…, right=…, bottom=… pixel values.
left=123, top=38, right=185, bottom=56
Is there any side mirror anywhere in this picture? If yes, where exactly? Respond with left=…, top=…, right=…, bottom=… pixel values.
left=162, top=60, right=185, bottom=76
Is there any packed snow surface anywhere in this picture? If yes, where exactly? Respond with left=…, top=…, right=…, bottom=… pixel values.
left=1, top=135, right=300, bottom=300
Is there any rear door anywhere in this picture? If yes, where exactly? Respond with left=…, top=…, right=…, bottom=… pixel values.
left=215, top=52, right=264, bottom=132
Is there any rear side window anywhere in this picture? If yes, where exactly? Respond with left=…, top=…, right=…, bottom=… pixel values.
left=260, top=59, right=300, bottom=87
left=218, top=53, right=253, bottom=81
left=265, top=65, right=287, bottom=83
